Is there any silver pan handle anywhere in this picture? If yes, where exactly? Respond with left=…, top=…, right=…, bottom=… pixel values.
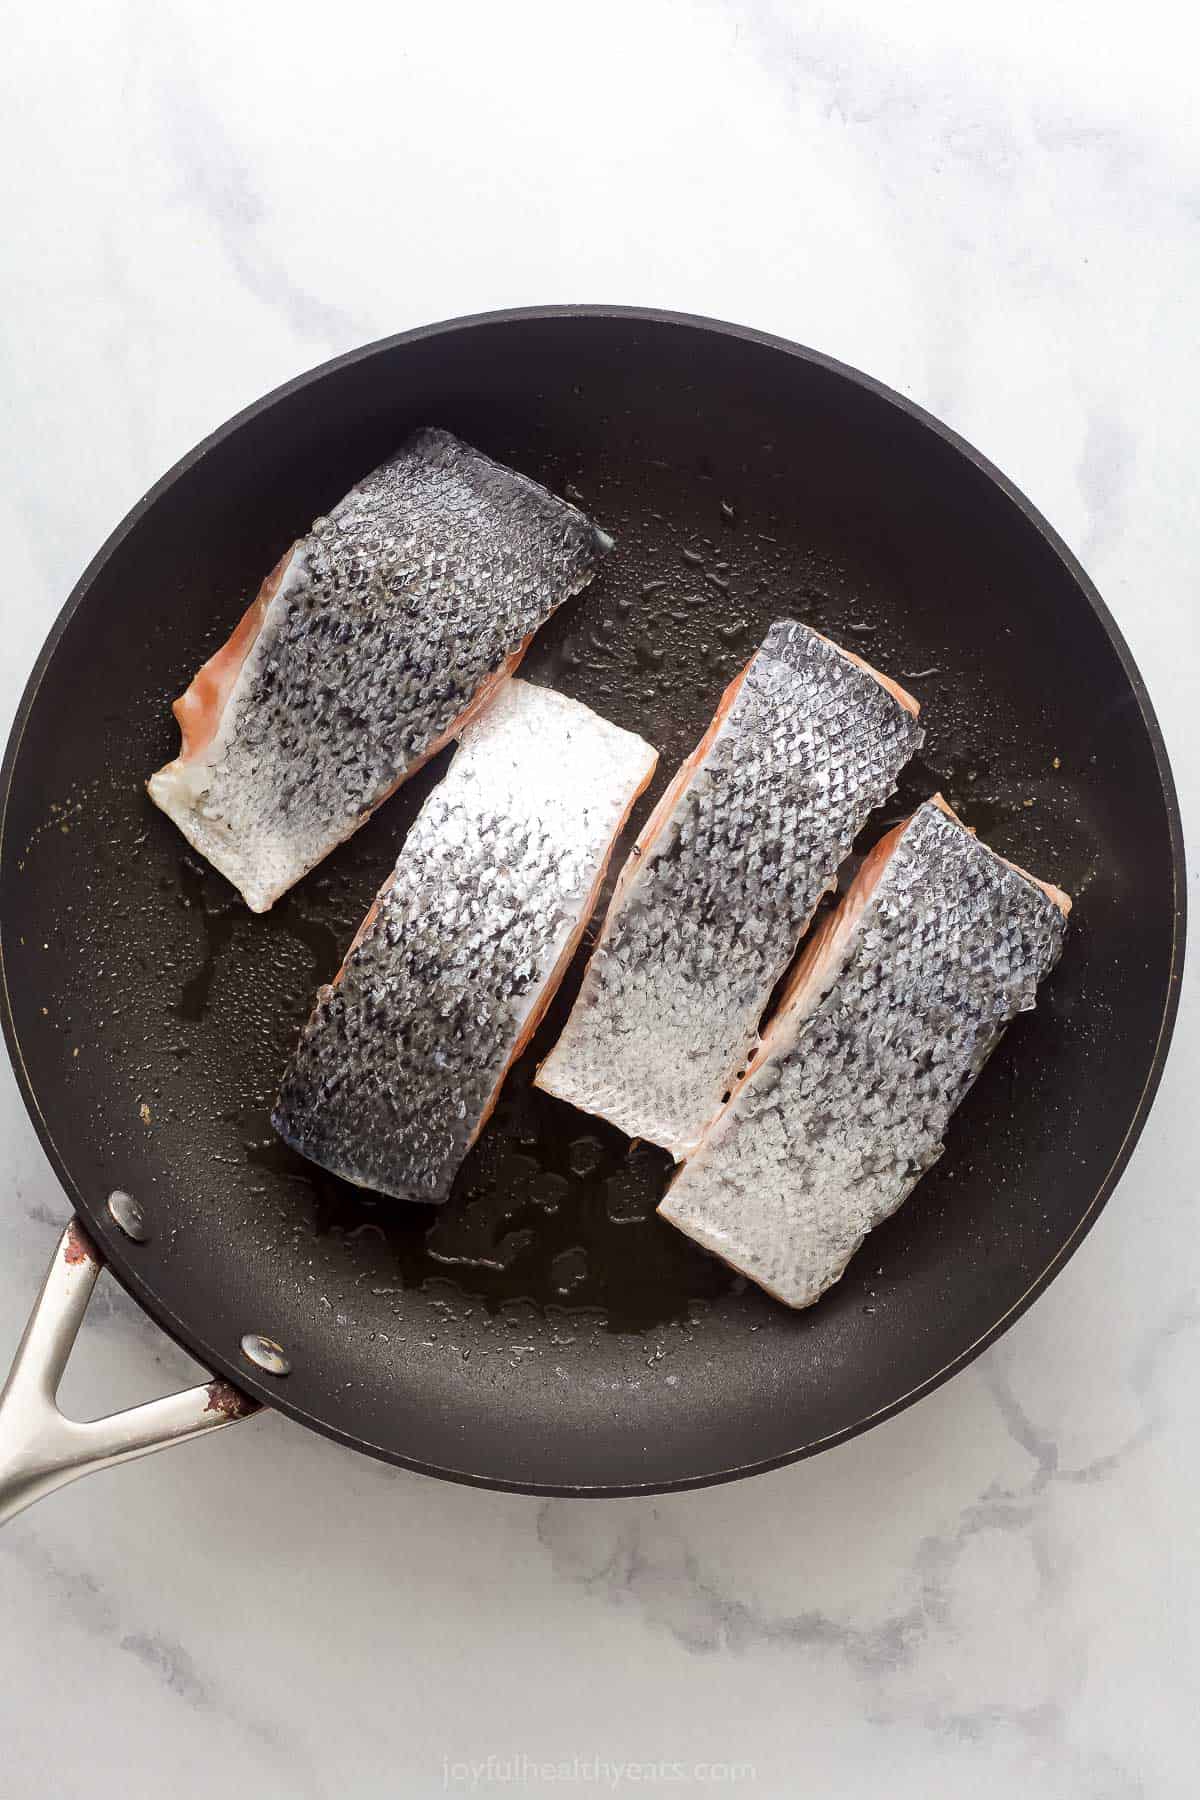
left=0, top=1219, right=259, bottom=1526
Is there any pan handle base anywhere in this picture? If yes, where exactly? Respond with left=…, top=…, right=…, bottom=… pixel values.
left=0, top=1219, right=260, bottom=1527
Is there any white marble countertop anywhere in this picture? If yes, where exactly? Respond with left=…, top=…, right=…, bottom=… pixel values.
left=2, top=4, right=1196, bottom=1795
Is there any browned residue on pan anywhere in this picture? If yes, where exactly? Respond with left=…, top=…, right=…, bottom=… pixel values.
left=203, top=1378, right=260, bottom=1421
left=63, top=1218, right=98, bottom=1266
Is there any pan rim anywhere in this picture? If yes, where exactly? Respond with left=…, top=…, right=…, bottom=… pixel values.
left=0, top=304, right=1186, bottom=1497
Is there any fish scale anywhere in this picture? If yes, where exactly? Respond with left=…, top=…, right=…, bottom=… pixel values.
left=272, top=680, right=656, bottom=1203
left=660, top=801, right=1070, bottom=1307
left=148, top=428, right=610, bottom=911
left=536, top=619, right=924, bottom=1156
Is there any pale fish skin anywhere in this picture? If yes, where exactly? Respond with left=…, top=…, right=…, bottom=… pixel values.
left=535, top=620, right=923, bottom=1157
left=149, top=429, right=612, bottom=911
left=272, top=680, right=657, bottom=1203
left=659, top=800, right=1070, bottom=1309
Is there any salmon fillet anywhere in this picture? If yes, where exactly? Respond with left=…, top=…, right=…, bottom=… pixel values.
left=272, top=680, right=657, bottom=1202
left=148, top=429, right=612, bottom=911
left=659, top=798, right=1071, bottom=1308
left=535, top=620, right=923, bottom=1157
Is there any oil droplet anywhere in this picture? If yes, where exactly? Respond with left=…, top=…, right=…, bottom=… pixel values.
left=568, top=1136, right=604, bottom=1177
left=549, top=1246, right=588, bottom=1294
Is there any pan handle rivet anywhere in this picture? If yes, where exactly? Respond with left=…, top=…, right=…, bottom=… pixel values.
left=240, top=1333, right=291, bottom=1377
left=107, top=1190, right=149, bottom=1243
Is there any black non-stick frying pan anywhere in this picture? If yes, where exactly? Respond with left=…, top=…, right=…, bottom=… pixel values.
left=0, top=307, right=1185, bottom=1510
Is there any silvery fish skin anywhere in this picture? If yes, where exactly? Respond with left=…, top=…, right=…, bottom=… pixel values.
left=148, top=429, right=611, bottom=912
left=272, top=679, right=657, bottom=1203
left=659, top=800, right=1071, bottom=1308
left=535, top=620, right=923, bottom=1157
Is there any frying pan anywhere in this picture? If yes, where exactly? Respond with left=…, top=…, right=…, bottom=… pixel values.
left=0, top=307, right=1184, bottom=1519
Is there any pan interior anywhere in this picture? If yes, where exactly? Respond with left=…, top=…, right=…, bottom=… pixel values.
left=0, top=313, right=1180, bottom=1493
